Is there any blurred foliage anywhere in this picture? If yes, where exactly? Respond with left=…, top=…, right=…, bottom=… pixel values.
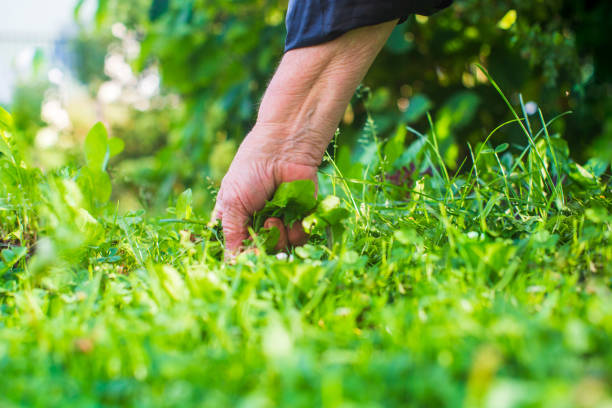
left=82, top=0, right=611, bottom=166
left=6, top=0, right=611, bottom=214
left=10, top=79, right=48, bottom=141
left=1, top=2, right=611, bottom=405
left=1, top=82, right=611, bottom=404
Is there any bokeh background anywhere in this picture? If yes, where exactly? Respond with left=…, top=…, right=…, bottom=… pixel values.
left=1, top=0, right=610, bottom=214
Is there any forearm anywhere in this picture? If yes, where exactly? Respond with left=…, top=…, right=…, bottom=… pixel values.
left=217, top=20, right=396, bottom=251
left=250, top=20, right=397, bottom=166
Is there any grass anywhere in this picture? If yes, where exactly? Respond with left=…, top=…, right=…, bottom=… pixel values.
left=0, top=79, right=611, bottom=408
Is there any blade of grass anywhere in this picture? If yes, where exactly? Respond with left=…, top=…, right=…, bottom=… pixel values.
left=474, top=64, right=558, bottom=208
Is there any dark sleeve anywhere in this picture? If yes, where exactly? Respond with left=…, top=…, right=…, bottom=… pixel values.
left=285, top=0, right=453, bottom=52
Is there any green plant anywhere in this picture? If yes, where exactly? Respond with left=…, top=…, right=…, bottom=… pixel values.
left=1, top=69, right=611, bottom=407
left=71, top=0, right=611, bottom=203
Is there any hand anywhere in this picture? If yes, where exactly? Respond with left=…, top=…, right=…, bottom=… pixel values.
left=214, top=125, right=318, bottom=252
left=214, top=21, right=397, bottom=254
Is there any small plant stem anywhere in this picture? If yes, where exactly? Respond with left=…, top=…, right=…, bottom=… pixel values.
left=538, top=108, right=565, bottom=208
left=475, top=64, right=558, bottom=204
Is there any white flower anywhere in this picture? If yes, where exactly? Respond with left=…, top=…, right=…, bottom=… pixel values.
left=105, top=54, right=134, bottom=84
left=48, top=68, right=64, bottom=85
left=525, top=101, right=538, bottom=116
left=111, top=23, right=127, bottom=39
left=35, top=127, right=59, bottom=148
left=41, top=100, right=70, bottom=130
left=138, top=71, right=160, bottom=98
left=97, top=81, right=122, bottom=103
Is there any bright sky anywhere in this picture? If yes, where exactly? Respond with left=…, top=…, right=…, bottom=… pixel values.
left=0, top=0, right=94, bottom=102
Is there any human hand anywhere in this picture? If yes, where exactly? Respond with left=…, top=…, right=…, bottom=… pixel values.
left=214, top=126, right=318, bottom=253
left=214, top=21, right=396, bottom=254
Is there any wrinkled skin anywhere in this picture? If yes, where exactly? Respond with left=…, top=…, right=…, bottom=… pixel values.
left=214, top=129, right=317, bottom=252
left=214, top=21, right=397, bottom=254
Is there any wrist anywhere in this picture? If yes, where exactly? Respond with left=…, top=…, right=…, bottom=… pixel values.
left=242, top=21, right=397, bottom=170
left=243, top=122, right=329, bottom=168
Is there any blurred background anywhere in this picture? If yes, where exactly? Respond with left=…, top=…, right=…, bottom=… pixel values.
left=1, top=0, right=610, bottom=214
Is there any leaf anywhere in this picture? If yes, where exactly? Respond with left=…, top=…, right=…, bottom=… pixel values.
left=269, top=180, right=316, bottom=209
left=385, top=25, right=414, bottom=54
left=95, top=0, right=109, bottom=26
left=94, top=170, right=113, bottom=204
left=495, top=143, right=509, bottom=153
left=394, top=229, right=419, bottom=245
left=79, top=167, right=112, bottom=206
left=1, top=246, right=27, bottom=265
left=498, top=10, right=517, bottom=30
left=396, top=137, right=427, bottom=168
left=367, top=88, right=391, bottom=112
left=315, top=196, right=350, bottom=225
left=0, top=106, right=14, bottom=131
left=176, top=188, right=193, bottom=219
left=0, top=136, right=12, bottom=159
left=568, top=163, right=598, bottom=187
left=158, top=265, right=189, bottom=301
left=75, top=208, right=105, bottom=244
left=252, top=180, right=348, bottom=246
left=335, top=145, right=363, bottom=180
left=402, top=94, right=432, bottom=124
left=547, top=137, right=570, bottom=166
left=482, top=193, right=503, bottom=221
left=302, top=213, right=327, bottom=235
left=294, top=244, right=324, bottom=260
left=259, top=226, right=280, bottom=252
left=383, top=125, right=407, bottom=169
left=584, top=157, right=608, bottom=178
left=438, top=91, right=480, bottom=132
left=302, top=197, right=349, bottom=239
left=149, top=0, right=170, bottom=21
left=85, top=122, right=109, bottom=172
left=108, top=137, right=125, bottom=157
left=73, top=0, right=86, bottom=18
left=254, top=180, right=317, bottom=229
left=1, top=246, right=27, bottom=275
left=434, top=91, right=480, bottom=167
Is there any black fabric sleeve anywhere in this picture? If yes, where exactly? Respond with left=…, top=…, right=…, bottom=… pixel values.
left=285, top=0, right=452, bottom=52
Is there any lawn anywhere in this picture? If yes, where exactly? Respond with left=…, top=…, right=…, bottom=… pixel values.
left=0, top=80, right=611, bottom=407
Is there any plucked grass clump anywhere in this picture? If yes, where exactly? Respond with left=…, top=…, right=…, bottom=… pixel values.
left=0, top=75, right=611, bottom=408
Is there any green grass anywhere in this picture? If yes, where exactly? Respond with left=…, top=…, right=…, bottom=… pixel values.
left=0, top=81, right=611, bottom=408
